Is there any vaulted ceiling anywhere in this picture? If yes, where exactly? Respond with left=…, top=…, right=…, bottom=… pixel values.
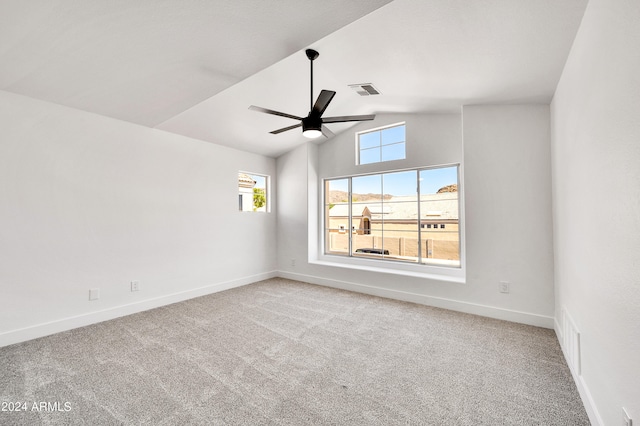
left=0, top=0, right=588, bottom=157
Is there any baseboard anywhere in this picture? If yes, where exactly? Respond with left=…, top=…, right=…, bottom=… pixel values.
left=0, top=270, right=278, bottom=348
left=278, top=270, right=554, bottom=329
left=554, top=318, right=603, bottom=426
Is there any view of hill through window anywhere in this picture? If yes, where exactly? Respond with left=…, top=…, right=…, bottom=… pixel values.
left=325, top=166, right=460, bottom=267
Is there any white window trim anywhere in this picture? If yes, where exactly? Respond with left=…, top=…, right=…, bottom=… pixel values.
left=355, top=122, right=406, bottom=165
left=310, top=256, right=465, bottom=283
left=238, top=171, right=271, bottom=213
left=317, top=163, right=466, bottom=282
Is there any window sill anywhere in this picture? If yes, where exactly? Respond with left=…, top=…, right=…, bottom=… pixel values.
left=310, top=256, right=466, bottom=284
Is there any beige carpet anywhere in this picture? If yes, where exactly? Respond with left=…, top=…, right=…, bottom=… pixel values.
left=0, top=278, right=589, bottom=425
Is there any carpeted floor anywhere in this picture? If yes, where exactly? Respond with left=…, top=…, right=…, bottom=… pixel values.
left=0, top=278, right=589, bottom=425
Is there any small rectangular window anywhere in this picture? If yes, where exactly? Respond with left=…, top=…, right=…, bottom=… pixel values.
left=357, top=123, right=406, bottom=165
left=238, top=172, right=269, bottom=212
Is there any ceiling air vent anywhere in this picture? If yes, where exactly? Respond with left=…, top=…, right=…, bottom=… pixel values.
left=349, top=83, right=381, bottom=96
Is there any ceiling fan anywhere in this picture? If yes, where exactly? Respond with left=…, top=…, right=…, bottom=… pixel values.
left=249, top=49, right=375, bottom=139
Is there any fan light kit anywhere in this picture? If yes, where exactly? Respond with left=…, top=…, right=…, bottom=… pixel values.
left=249, top=49, right=375, bottom=139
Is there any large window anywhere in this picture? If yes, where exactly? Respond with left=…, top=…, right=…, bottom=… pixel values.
left=357, top=123, right=406, bottom=165
left=324, top=165, right=460, bottom=267
left=238, top=172, right=269, bottom=212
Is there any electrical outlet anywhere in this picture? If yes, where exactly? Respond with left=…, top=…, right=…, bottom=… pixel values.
left=89, top=288, right=100, bottom=301
left=130, top=280, right=140, bottom=292
left=623, top=407, right=632, bottom=426
left=499, top=281, right=510, bottom=293
left=291, top=259, right=296, bottom=267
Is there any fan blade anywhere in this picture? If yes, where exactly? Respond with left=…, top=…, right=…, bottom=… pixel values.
left=322, top=114, right=376, bottom=123
left=249, top=105, right=303, bottom=121
left=321, top=125, right=335, bottom=138
left=270, top=122, right=302, bottom=135
left=311, top=90, right=336, bottom=117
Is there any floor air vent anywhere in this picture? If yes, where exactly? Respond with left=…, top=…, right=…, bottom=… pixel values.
left=561, top=307, right=581, bottom=375
left=349, top=83, right=381, bottom=96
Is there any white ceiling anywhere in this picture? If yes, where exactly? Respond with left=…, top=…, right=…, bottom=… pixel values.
left=1, top=0, right=588, bottom=158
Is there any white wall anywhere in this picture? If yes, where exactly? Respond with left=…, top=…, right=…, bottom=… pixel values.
left=318, top=114, right=461, bottom=178
left=276, top=142, right=311, bottom=270
left=278, top=109, right=555, bottom=327
left=551, top=0, right=640, bottom=423
left=463, top=105, right=554, bottom=320
left=0, top=90, right=277, bottom=347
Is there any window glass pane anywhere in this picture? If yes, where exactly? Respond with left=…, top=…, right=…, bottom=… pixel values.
left=352, top=174, right=382, bottom=195
left=326, top=178, right=349, bottom=196
left=359, top=147, right=380, bottom=164
left=325, top=179, right=349, bottom=256
left=381, top=142, right=406, bottom=162
left=359, top=131, right=380, bottom=149
left=419, top=166, right=459, bottom=267
left=419, top=166, right=458, bottom=195
left=352, top=174, right=382, bottom=256
left=382, top=170, right=417, bottom=262
left=357, top=124, right=405, bottom=165
left=381, top=125, right=405, bottom=146
left=352, top=201, right=381, bottom=257
left=323, top=164, right=461, bottom=270
left=239, top=172, right=268, bottom=212
left=379, top=230, right=419, bottom=262
left=382, top=170, right=416, bottom=197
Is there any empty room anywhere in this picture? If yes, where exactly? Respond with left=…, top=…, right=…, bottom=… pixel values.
left=1, top=0, right=638, bottom=425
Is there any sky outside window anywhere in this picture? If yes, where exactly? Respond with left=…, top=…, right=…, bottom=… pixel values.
left=358, top=123, right=406, bottom=165
left=329, top=166, right=457, bottom=195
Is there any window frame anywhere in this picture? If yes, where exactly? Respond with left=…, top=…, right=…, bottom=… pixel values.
left=238, top=171, right=270, bottom=213
left=356, top=122, right=406, bottom=165
left=319, top=164, right=464, bottom=281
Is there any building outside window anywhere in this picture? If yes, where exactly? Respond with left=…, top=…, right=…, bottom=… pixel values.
left=238, top=172, right=269, bottom=212
left=324, top=165, right=460, bottom=267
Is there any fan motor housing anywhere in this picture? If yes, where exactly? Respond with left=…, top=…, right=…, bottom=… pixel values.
left=302, top=115, right=322, bottom=132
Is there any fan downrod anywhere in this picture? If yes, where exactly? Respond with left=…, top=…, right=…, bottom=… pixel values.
left=306, top=49, right=319, bottom=111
